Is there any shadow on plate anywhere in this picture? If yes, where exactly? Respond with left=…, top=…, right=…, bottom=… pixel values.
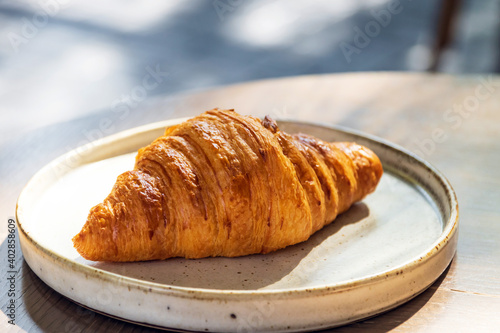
left=82, top=203, right=370, bottom=290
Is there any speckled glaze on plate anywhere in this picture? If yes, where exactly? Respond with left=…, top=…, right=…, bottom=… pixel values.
left=16, top=119, right=459, bottom=332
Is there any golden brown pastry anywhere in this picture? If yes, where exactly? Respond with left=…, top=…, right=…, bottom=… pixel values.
left=73, top=109, right=383, bottom=261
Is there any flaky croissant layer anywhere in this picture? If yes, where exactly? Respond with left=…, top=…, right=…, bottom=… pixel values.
left=73, top=109, right=383, bottom=261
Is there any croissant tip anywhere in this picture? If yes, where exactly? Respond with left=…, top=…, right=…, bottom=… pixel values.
left=72, top=233, right=89, bottom=260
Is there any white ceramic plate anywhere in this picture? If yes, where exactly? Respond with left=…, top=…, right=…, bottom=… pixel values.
left=16, top=119, right=458, bottom=332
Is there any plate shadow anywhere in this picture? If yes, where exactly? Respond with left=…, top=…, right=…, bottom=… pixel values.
left=87, top=203, right=370, bottom=290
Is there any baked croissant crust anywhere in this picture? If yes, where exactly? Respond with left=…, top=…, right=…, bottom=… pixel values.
left=73, top=109, right=383, bottom=261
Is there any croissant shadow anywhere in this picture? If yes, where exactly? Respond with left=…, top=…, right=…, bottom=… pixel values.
left=89, top=203, right=370, bottom=290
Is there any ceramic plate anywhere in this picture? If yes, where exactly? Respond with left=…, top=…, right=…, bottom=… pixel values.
left=16, top=119, right=458, bottom=332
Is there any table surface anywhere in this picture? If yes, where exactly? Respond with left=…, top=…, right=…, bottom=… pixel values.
left=2, top=72, right=500, bottom=332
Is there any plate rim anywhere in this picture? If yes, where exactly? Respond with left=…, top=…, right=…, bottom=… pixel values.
left=16, top=117, right=459, bottom=300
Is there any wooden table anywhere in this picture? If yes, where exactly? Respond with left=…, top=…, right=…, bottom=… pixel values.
left=2, top=72, right=500, bottom=332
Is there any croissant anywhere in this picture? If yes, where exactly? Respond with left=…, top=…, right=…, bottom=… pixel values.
left=73, top=109, right=383, bottom=261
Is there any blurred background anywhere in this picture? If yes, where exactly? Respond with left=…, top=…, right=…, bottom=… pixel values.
left=0, top=0, right=499, bottom=145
